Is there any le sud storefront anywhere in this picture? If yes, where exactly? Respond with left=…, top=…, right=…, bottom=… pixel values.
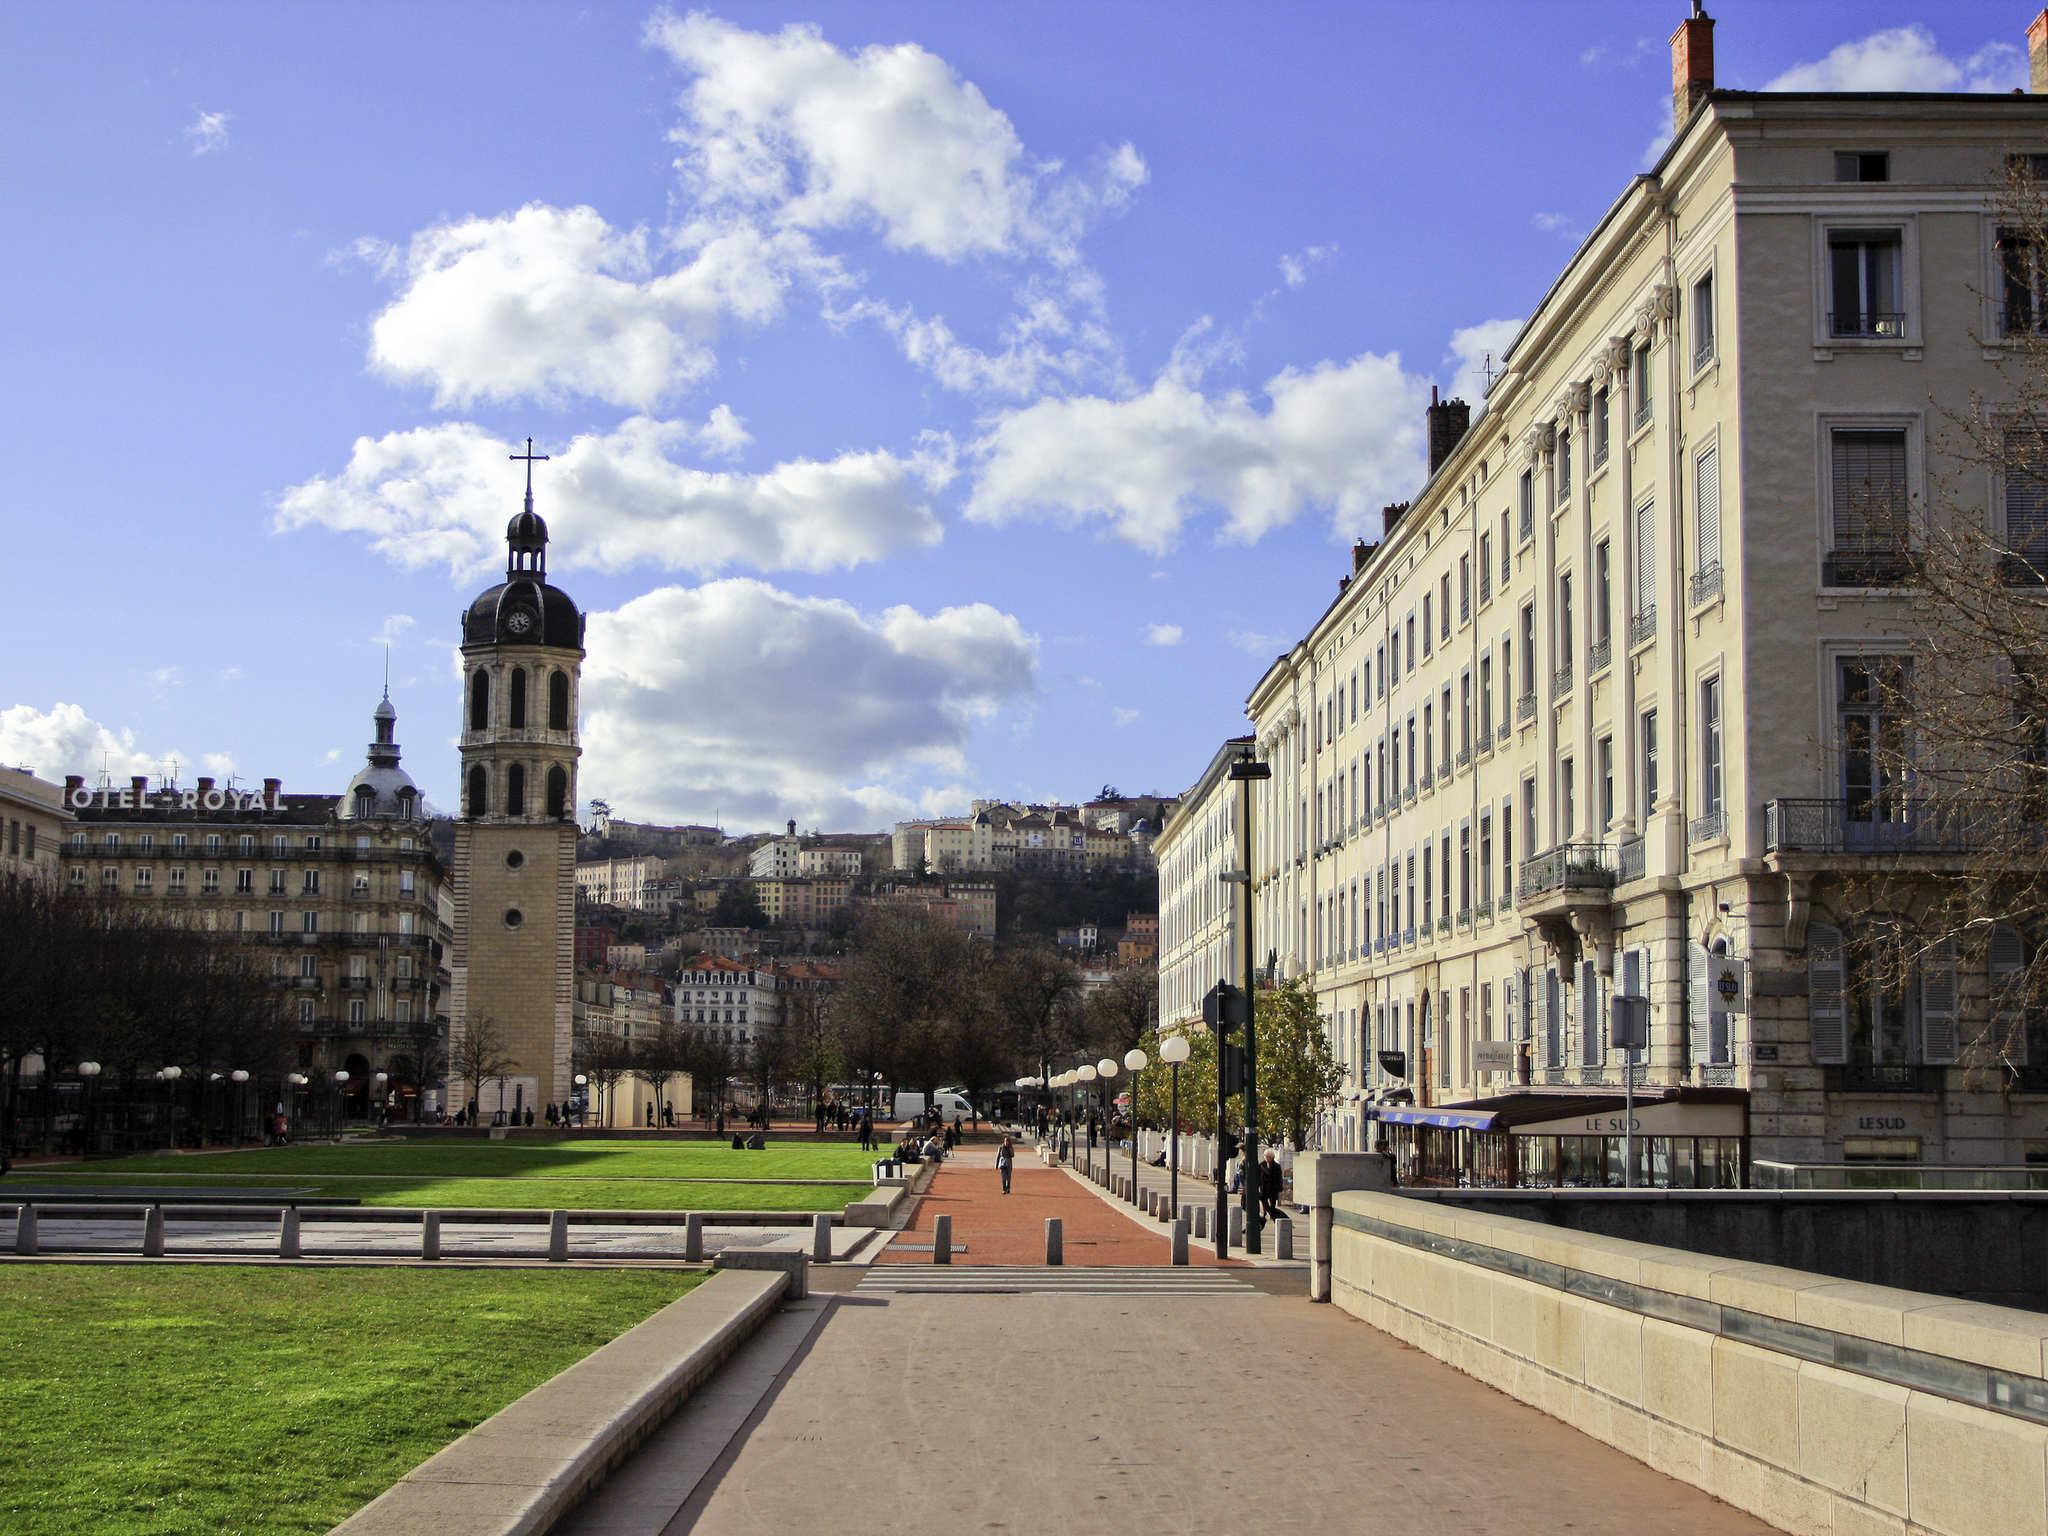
left=1369, top=1089, right=1750, bottom=1188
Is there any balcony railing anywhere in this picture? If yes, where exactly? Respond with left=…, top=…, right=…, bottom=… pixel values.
left=1402, top=926, right=1416, bottom=947
left=1688, top=809, right=1726, bottom=844
left=1551, top=664, right=1573, bottom=700
left=1616, top=835, right=1646, bottom=883
left=1516, top=692, right=1537, bottom=724
left=1632, top=398, right=1653, bottom=432
left=1693, top=338, right=1716, bottom=371
left=1456, top=746, right=1471, bottom=770
left=1762, top=798, right=1989, bottom=856
left=1629, top=608, right=1657, bottom=646
left=1825, top=1063, right=1941, bottom=1094
left=1828, top=311, right=1907, bottom=340
left=1588, top=637, right=1611, bottom=673
left=1690, top=562, right=1724, bottom=607
left=1517, top=841, right=1618, bottom=901
left=1824, top=548, right=1914, bottom=588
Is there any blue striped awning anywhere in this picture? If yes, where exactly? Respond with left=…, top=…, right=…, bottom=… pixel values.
left=1371, top=1106, right=1501, bottom=1131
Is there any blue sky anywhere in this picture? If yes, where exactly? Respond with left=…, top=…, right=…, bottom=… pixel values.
left=2, top=2, right=2033, bottom=833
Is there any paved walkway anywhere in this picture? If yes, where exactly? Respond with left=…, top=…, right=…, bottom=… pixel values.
left=573, top=1279, right=1775, bottom=1535
left=875, top=1146, right=1243, bottom=1267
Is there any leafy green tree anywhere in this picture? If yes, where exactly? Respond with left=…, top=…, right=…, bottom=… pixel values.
left=711, top=880, right=769, bottom=929
left=1254, top=977, right=1344, bottom=1149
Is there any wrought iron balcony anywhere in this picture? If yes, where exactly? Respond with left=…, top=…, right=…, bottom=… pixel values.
left=1456, top=746, right=1472, bottom=769
left=1589, top=638, right=1611, bottom=673
left=1825, top=1063, right=1941, bottom=1094
left=1824, top=548, right=1914, bottom=588
left=1688, top=809, right=1726, bottom=844
left=1690, top=562, right=1724, bottom=607
left=1517, top=841, right=1618, bottom=901
left=1762, top=798, right=1988, bottom=856
left=1551, top=664, right=1573, bottom=699
left=1693, top=338, right=1717, bottom=371
left=1629, top=608, right=1657, bottom=646
left=1616, top=835, right=1646, bottom=883
left=1828, top=311, right=1907, bottom=340
left=1516, top=692, right=1537, bottom=724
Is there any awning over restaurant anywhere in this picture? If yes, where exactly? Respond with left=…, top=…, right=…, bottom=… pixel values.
left=1368, top=1089, right=1746, bottom=1138
left=1371, top=1105, right=1501, bottom=1131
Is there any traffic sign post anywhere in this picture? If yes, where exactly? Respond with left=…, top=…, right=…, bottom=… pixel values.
left=1610, top=995, right=1650, bottom=1186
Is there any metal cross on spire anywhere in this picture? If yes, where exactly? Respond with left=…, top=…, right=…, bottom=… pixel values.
left=510, top=436, right=550, bottom=513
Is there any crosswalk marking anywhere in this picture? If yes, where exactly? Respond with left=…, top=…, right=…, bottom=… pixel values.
left=857, top=1265, right=1260, bottom=1296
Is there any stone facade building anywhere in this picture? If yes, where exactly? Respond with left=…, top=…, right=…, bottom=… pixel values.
left=0, top=767, right=69, bottom=884
left=1212, top=13, right=2048, bottom=1180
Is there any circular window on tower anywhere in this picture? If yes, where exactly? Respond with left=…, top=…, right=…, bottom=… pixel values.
left=504, top=850, right=525, bottom=870
left=504, top=908, right=524, bottom=929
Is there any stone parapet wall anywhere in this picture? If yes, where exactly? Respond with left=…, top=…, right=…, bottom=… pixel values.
left=1329, top=1189, right=2048, bottom=1536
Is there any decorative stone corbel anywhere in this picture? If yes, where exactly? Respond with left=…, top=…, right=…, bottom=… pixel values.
left=1602, top=336, right=1632, bottom=376
left=1531, top=913, right=1581, bottom=974
left=1524, top=422, right=1555, bottom=464
left=1781, top=871, right=1814, bottom=952
left=1568, top=380, right=1592, bottom=416
left=1571, top=908, right=1618, bottom=979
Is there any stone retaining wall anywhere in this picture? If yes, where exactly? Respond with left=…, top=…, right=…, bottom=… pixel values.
left=1329, top=1189, right=2048, bottom=1536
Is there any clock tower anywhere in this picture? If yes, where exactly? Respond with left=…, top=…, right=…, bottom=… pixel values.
left=448, top=449, right=585, bottom=1118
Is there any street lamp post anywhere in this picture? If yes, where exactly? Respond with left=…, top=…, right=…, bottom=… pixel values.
left=230, top=1069, right=249, bottom=1144
left=332, top=1070, right=350, bottom=1139
left=158, top=1065, right=183, bottom=1151
left=1226, top=749, right=1272, bottom=1254
left=573, top=1073, right=588, bottom=1129
left=1096, top=1057, right=1119, bottom=1177
left=1159, top=1033, right=1190, bottom=1214
left=1076, top=1064, right=1097, bottom=1171
left=77, top=1061, right=101, bottom=1160
left=286, top=1072, right=307, bottom=1143
left=1123, top=1047, right=1147, bottom=1201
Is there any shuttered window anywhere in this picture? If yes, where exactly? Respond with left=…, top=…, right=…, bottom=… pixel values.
left=1695, top=443, right=1721, bottom=574
left=1830, top=430, right=1907, bottom=548
left=1990, top=924, right=2026, bottom=1065
left=1633, top=497, right=1656, bottom=622
left=1544, top=967, right=1562, bottom=1067
left=1809, top=924, right=1847, bottom=1064
left=1688, top=940, right=1713, bottom=1064
left=1921, top=937, right=1959, bottom=1065
left=1580, top=960, right=1603, bottom=1067
left=2005, top=428, right=2048, bottom=562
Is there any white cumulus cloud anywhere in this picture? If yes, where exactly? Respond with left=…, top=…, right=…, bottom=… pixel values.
left=362, top=203, right=802, bottom=411
left=0, top=704, right=184, bottom=782
left=1278, top=243, right=1336, bottom=289
left=1143, top=623, right=1184, bottom=647
left=578, top=579, right=1038, bottom=827
left=1766, top=27, right=2024, bottom=93
left=276, top=419, right=949, bottom=580
left=966, top=352, right=1428, bottom=554
left=185, top=109, right=231, bottom=156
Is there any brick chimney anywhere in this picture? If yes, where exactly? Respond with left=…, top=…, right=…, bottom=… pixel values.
left=1671, top=2, right=1715, bottom=130
left=1382, top=501, right=1411, bottom=537
left=2031, top=10, right=2048, bottom=94
left=63, top=775, right=82, bottom=795
left=196, top=776, right=214, bottom=796
left=130, top=775, right=147, bottom=801
left=1426, top=388, right=1471, bottom=474
left=263, top=777, right=282, bottom=808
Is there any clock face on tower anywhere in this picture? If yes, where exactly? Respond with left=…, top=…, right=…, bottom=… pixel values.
left=504, top=608, right=536, bottom=638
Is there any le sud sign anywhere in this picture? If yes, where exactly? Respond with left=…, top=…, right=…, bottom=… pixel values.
left=66, top=784, right=280, bottom=813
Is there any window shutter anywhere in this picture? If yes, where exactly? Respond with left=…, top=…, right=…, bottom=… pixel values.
left=1504, top=974, right=1518, bottom=1043
left=1920, top=936, right=1959, bottom=1065
left=1990, top=924, right=2027, bottom=1065
left=1543, top=967, right=1562, bottom=1067
left=1687, top=941, right=1712, bottom=1064
left=1634, top=499, right=1656, bottom=617
left=1808, top=924, right=1846, bottom=1064
left=1580, top=960, right=1603, bottom=1066
left=1832, top=431, right=1907, bottom=547
left=1695, top=445, right=1721, bottom=572
left=2005, top=430, right=2048, bottom=560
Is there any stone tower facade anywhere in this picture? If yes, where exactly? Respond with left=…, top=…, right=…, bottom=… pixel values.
left=448, top=487, right=585, bottom=1117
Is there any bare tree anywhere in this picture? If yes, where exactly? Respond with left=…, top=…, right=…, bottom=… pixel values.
left=450, top=1015, right=516, bottom=1120
left=632, top=1018, right=692, bottom=1125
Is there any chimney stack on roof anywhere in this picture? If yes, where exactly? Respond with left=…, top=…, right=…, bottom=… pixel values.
left=197, top=776, right=214, bottom=796
left=1382, top=501, right=1411, bottom=537
left=2031, top=9, right=2048, bottom=93
left=1426, top=387, right=1471, bottom=474
left=263, top=777, right=282, bottom=805
left=130, top=775, right=147, bottom=801
left=64, top=775, right=82, bottom=795
left=1670, top=2, right=1715, bottom=130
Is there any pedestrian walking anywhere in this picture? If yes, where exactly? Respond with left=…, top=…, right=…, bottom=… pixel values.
left=1259, top=1148, right=1286, bottom=1223
left=996, top=1135, right=1016, bottom=1194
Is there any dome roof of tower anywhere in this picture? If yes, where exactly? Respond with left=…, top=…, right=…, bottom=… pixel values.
left=462, top=578, right=585, bottom=651
left=508, top=508, right=548, bottom=548
left=339, top=760, right=422, bottom=821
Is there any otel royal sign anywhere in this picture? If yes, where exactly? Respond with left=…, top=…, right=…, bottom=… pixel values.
left=66, top=785, right=280, bottom=813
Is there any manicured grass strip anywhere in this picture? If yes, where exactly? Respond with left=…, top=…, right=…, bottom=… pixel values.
left=17, top=1173, right=861, bottom=1211
left=0, top=1265, right=701, bottom=1536
left=77, top=1140, right=894, bottom=1182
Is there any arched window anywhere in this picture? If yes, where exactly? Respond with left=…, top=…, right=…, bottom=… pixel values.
left=466, top=766, right=487, bottom=819
left=506, top=763, right=526, bottom=817
left=469, top=670, right=489, bottom=731
left=509, top=668, right=527, bottom=729
left=546, top=765, right=568, bottom=819
left=548, top=670, right=570, bottom=731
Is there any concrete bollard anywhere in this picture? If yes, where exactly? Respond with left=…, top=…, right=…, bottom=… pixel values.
left=812, top=1212, right=833, bottom=1263
left=933, top=1213, right=952, bottom=1265
left=685, top=1212, right=705, bottom=1262
left=421, top=1210, right=441, bottom=1261
left=1044, top=1216, right=1062, bottom=1266
left=1193, top=1205, right=1209, bottom=1239
left=1274, top=1215, right=1294, bottom=1260
left=14, top=1204, right=36, bottom=1256
left=1171, top=1217, right=1190, bottom=1266
left=1140, top=1187, right=1152, bottom=1215
left=548, top=1209, right=570, bottom=1262
left=1228, top=1205, right=1245, bottom=1246
left=277, top=1206, right=299, bottom=1260
left=144, top=1205, right=167, bottom=1258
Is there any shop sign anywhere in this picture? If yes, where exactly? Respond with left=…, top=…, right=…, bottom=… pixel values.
left=1473, top=1040, right=1517, bottom=1071
left=1851, top=1113, right=1919, bottom=1133
left=67, top=785, right=279, bottom=813
left=1512, top=1101, right=1748, bottom=1138
left=1712, top=956, right=1747, bottom=1014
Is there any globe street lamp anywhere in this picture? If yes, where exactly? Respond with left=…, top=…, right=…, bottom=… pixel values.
left=77, top=1061, right=101, bottom=1160
left=574, top=1073, right=588, bottom=1129
left=332, top=1069, right=350, bottom=1139
left=373, top=1070, right=389, bottom=1127
left=230, top=1070, right=249, bottom=1144
left=1159, top=1033, right=1191, bottom=1214
left=1123, top=1047, right=1148, bottom=1201
left=1095, top=1057, right=1118, bottom=1176
left=159, top=1065, right=183, bottom=1151
left=1076, top=1065, right=1097, bottom=1165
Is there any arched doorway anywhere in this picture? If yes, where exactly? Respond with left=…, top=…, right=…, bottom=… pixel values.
left=343, top=1053, right=372, bottom=1119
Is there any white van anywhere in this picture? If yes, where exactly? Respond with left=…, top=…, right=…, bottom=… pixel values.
left=892, top=1090, right=973, bottom=1124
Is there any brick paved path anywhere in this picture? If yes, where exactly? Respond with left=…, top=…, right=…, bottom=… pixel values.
left=876, top=1146, right=1241, bottom=1267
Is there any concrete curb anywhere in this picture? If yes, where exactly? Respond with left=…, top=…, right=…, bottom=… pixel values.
left=330, top=1266, right=788, bottom=1536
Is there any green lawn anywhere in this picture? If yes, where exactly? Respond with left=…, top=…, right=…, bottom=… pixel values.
left=75, top=1138, right=891, bottom=1183
left=15, top=1172, right=863, bottom=1211
left=0, top=1265, right=701, bottom=1535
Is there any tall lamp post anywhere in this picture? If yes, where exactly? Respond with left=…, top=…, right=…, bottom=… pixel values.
left=230, top=1069, right=249, bottom=1144
left=1123, top=1047, right=1147, bottom=1199
left=332, top=1069, right=350, bottom=1138
left=1096, top=1057, right=1119, bottom=1175
left=1227, top=749, right=1272, bottom=1254
left=573, top=1073, right=588, bottom=1129
left=77, top=1061, right=100, bottom=1159
left=1077, top=1064, right=1097, bottom=1169
left=1159, top=1033, right=1189, bottom=1214
left=157, top=1065, right=183, bottom=1151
